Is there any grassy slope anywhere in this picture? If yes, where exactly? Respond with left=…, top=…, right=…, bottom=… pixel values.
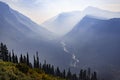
left=0, top=60, right=65, bottom=80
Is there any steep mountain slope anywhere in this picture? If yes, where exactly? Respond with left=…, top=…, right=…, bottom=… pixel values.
left=42, top=11, right=81, bottom=36
left=0, top=1, right=54, bottom=41
left=0, top=1, right=71, bottom=68
left=63, top=16, right=120, bottom=80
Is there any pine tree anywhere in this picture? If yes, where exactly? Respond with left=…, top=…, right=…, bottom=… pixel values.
left=3, top=44, right=8, bottom=61
left=47, top=64, right=51, bottom=74
left=26, top=52, right=29, bottom=66
left=12, top=50, right=15, bottom=63
left=36, top=52, right=39, bottom=68
left=33, top=55, right=36, bottom=68
left=91, top=72, right=97, bottom=80
left=8, top=52, right=11, bottom=62
left=87, top=68, right=91, bottom=80
left=72, top=74, right=78, bottom=80
left=83, top=70, right=87, bottom=80
left=23, top=55, right=27, bottom=64
left=0, top=43, right=8, bottom=61
left=42, top=60, right=47, bottom=72
left=79, top=69, right=83, bottom=80
left=39, top=63, right=42, bottom=69
left=55, top=67, right=61, bottom=77
left=51, top=65, right=55, bottom=75
left=15, top=55, right=18, bottom=63
left=20, top=54, right=23, bottom=63
left=0, top=43, right=4, bottom=60
left=62, top=69, right=66, bottom=78
left=66, top=68, right=72, bottom=80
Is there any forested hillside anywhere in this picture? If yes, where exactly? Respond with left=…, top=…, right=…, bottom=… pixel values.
left=0, top=42, right=98, bottom=80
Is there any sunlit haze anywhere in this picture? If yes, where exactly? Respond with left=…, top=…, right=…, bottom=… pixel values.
left=0, top=0, right=120, bottom=24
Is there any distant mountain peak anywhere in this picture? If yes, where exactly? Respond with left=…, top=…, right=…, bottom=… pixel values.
left=83, top=6, right=120, bottom=19
left=83, top=6, right=105, bottom=14
left=42, top=11, right=82, bottom=36
left=84, top=6, right=114, bottom=12
left=58, top=11, right=81, bottom=18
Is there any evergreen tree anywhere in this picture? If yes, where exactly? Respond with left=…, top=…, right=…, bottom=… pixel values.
left=79, top=69, right=83, bottom=80
left=72, top=74, right=78, bottom=80
left=12, top=50, right=15, bottom=63
left=23, top=55, right=27, bottom=64
left=39, top=63, right=42, bottom=69
left=0, top=43, right=1, bottom=53
left=20, top=54, right=23, bottom=63
left=83, top=70, right=87, bottom=80
left=66, top=68, right=72, bottom=80
left=15, top=55, right=18, bottom=63
left=0, top=43, right=4, bottom=60
left=47, top=64, right=51, bottom=74
left=91, top=72, right=97, bottom=80
left=0, top=43, right=8, bottom=61
left=33, top=55, right=36, bottom=68
left=36, top=52, right=39, bottom=68
left=8, top=52, right=11, bottom=62
left=51, top=65, right=55, bottom=75
left=87, top=68, right=91, bottom=80
left=55, top=67, right=61, bottom=77
left=42, top=60, right=47, bottom=72
left=3, top=44, right=8, bottom=61
left=62, top=69, right=66, bottom=78
left=26, top=52, right=29, bottom=66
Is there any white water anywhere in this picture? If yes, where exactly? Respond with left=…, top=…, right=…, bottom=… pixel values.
left=61, top=41, right=79, bottom=67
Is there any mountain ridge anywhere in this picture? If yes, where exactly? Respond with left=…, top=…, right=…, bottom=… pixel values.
left=42, top=11, right=81, bottom=36
left=62, top=15, right=120, bottom=80
left=0, top=1, right=72, bottom=68
left=42, top=6, right=120, bottom=36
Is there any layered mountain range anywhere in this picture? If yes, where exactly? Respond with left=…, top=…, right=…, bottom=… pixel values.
left=0, top=1, right=120, bottom=80
left=0, top=1, right=71, bottom=68
left=43, top=6, right=120, bottom=36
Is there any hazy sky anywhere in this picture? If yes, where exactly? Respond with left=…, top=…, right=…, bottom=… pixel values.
left=0, top=0, right=120, bottom=24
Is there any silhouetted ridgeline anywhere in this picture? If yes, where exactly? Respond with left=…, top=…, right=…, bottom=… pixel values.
left=0, top=42, right=98, bottom=80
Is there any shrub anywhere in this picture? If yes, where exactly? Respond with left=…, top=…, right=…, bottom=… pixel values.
left=16, top=63, right=29, bottom=74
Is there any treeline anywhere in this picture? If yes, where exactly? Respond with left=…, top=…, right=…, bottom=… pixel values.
left=0, top=42, right=98, bottom=80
